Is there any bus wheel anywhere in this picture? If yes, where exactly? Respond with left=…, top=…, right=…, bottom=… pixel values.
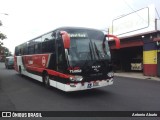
left=43, top=73, right=50, bottom=88
left=19, top=66, right=22, bottom=75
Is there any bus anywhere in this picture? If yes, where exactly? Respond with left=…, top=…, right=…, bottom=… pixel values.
left=14, top=27, right=120, bottom=92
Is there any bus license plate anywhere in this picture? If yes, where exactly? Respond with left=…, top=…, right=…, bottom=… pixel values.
left=87, top=82, right=99, bottom=88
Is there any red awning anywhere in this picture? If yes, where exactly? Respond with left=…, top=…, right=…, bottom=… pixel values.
left=110, top=40, right=143, bottom=49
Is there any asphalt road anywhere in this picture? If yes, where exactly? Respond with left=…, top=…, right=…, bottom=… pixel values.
left=0, top=62, right=160, bottom=120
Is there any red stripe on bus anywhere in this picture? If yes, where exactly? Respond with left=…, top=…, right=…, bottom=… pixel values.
left=47, top=70, right=69, bottom=79
left=26, top=66, right=44, bottom=73
left=26, top=66, right=69, bottom=79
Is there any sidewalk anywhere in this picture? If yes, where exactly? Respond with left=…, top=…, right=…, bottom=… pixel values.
left=114, top=72, right=160, bottom=81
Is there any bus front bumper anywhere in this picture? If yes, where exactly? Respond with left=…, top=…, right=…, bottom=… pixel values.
left=64, top=78, right=113, bottom=92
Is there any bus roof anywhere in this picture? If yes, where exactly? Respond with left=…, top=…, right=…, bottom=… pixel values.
left=15, top=27, right=102, bottom=48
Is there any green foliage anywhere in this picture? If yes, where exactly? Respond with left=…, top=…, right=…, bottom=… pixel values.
left=0, top=46, right=12, bottom=57
left=0, top=32, right=7, bottom=40
left=0, top=20, right=2, bottom=26
left=0, top=20, right=7, bottom=47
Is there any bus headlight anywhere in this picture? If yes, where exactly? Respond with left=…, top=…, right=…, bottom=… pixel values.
left=69, top=76, right=83, bottom=82
left=107, top=72, right=114, bottom=78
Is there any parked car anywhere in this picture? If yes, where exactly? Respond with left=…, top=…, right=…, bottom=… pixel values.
left=5, top=56, right=14, bottom=69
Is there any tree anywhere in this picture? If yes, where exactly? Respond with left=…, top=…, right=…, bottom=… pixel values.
left=0, top=46, right=12, bottom=61
left=0, top=33, right=7, bottom=40
left=0, top=20, right=8, bottom=61
left=3, top=47, right=12, bottom=56
left=0, top=20, right=7, bottom=47
left=0, top=20, right=2, bottom=26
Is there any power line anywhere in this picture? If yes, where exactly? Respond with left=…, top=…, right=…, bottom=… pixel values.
left=155, top=8, right=160, bottom=19
left=123, top=0, right=148, bottom=23
left=123, top=0, right=136, bottom=13
left=122, top=0, right=157, bottom=29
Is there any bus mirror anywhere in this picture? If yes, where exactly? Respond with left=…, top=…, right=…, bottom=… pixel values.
left=106, top=34, right=120, bottom=49
left=60, top=31, right=70, bottom=49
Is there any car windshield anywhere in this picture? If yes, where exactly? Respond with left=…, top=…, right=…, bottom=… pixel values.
left=65, top=29, right=111, bottom=66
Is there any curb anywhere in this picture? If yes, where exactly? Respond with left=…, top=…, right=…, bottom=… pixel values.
left=114, top=73, right=160, bottom=82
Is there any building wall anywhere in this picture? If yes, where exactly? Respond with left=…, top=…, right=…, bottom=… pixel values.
left=143, top=50, right=157, bottom=76
left=143, top=34, right=158, bottom=76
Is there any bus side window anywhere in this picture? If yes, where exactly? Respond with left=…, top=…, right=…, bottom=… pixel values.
left=28, top=40, right=35, bottom=54
left=15, top=47, right=19, bottom=56
left=34, top=37, right=42, bottom=54
left=42, top=41, right=48, bottom=53
left=19, top=48, right=22, bottom=55
left=22, top=43, right=28, bottom=55
left=28, top=45, right=34, bottom=54
left=23, top=44, right=28, bottom=55
left=42, top=32, right=55, bottom=53
left=15, top=46, right=22, bottom=56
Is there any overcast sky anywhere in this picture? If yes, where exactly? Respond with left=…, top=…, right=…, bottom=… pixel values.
left=0, top=0, right=160, bottom=53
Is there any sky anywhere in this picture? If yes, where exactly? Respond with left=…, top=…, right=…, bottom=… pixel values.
left=0, top=0, right=160, bottom=54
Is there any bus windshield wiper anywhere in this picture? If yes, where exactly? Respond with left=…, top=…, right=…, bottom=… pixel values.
left=93, top=42, right=107, bottom=60
left=93, top=42, right=101, bottom=60
left=89, top=40, right=93, bottom=60
left=81, top=39, right=94, bottom=69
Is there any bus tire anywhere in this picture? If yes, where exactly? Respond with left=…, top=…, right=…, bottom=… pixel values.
left=19, top=66, right=22, bottom=76
left=43, top=73, right=50, bottom=88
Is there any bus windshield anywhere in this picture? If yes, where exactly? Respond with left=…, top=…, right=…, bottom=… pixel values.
left=66, top=29, right=111, bottom=66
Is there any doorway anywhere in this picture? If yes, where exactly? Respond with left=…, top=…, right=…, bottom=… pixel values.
left=111, top=46, right=143, bottom=72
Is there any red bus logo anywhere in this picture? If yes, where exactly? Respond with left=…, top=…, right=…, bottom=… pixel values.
left=42, top=56, right=46, bottom=66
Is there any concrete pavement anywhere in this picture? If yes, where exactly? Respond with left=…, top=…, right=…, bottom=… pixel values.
left=114, top=72, right=160, bottom=81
